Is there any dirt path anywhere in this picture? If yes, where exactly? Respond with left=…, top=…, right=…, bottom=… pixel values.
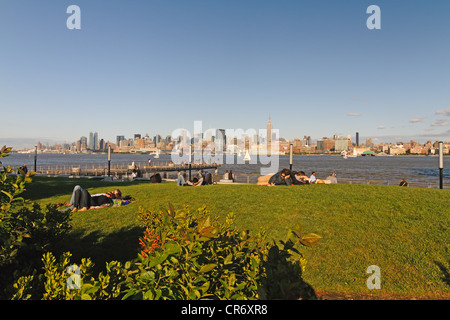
left=316, top=291, right=450, bottom=300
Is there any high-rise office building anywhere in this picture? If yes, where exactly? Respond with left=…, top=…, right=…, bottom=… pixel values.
left=94, top=132, right=98, bottom=150
left=267, top=116, right=273, bottom=145
left=88, top=132, right=98, bottom=150
left=154, top=134, right=162, bottom=145
left=215, top=129, right=226, bottom=152
left=117, top=135, right=125, bottom=146
left=89, top=132, right=94, bottom=150
left=356, top=132, right=360, bottom=147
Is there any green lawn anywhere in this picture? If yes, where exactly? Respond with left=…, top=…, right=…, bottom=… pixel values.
left=24, top=176, right=450, bottom=299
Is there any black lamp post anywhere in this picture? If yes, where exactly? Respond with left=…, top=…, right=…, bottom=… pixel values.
left=34, top=145, right=37, bottom=172
left=439, top=141, right=444, bottom=189
left=289, top=143, right=293, bottom=171
left=108, top=145, right=111, bottom=177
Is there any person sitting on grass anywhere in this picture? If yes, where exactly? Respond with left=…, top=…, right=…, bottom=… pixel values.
left=292, top=171, right=309, bottom=185
left=176, top=172, right=204, bottom=186
left=309, top=171, right=317, bottom=184
left=69, top=185, right=122, bottom=212
left=268, top=169, right=293, bottom=186
left=177, top=173, right=193, bottom=186
left=192, top=173, right=204, bottom=186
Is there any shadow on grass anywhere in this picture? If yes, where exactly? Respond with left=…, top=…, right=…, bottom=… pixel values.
left=22, top=176, right=155, bottom=202
left=258, top=243, right=318, bottom=300
left=54, top=225, right=144, bottom=275
left=435, top=261, right=450, bottom=287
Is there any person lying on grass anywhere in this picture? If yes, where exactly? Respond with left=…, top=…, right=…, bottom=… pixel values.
left=268, top=169, right=293, bottom=186
left=68, top=185, right=131, bottom=212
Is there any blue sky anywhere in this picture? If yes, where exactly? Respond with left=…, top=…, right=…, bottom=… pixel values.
left=1, top=0, right=450, bottom=148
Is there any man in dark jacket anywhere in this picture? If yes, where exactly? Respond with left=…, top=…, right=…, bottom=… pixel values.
left=268, top=169, right=293, bottom=186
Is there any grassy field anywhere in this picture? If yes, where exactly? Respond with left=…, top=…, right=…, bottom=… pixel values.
left=23, top=176, right=450, bottom=299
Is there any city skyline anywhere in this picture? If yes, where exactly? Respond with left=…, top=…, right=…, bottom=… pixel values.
left=16, top=117, right=450, bottom=156
left=1, top=1, right=450, bottom=146
left=2, top=120, right=449, bottom=151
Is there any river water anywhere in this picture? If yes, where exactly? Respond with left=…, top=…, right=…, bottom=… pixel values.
left=2, top=152, right=449, bottom=187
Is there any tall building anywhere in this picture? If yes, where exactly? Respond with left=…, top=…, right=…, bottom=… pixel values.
left=99, top=139, right=105, bottom=151
left=215, top=129, right=226, bottom=152
left=117, top=135, right=125, bottom=146
left=267, top=116, right=273, bottom=145
left=94, top=132, right=98, bottom=150
left=153, top=134, right=162, bottom=145
left=303, top=136, right=311, bottom=147
left=356, top=132, right=360, bottom=147
left=88, top=132, right=98, bottom=150
left=335, top=137, right=349, bottom=152
left=89, top=132, right=94, bottom=150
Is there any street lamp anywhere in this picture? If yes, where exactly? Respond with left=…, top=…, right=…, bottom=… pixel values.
left=189, top=142, right=192, bottom=180
left=34, top=145, right=37, bottom=172
left=289, top=143, right=293, bottom=171
left=108, top=145, right=111, bottom=177
left=439, top=141, right=444, bottom=189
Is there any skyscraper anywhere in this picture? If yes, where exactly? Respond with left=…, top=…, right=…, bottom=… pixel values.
left=215, top=129, right=226, bottom=152
left=89, top=132, right=94, bottom=150
left=117, top=135, right=125, bottom=147
left=267, top=116, right=273, bottom=145
left=93, top=132, right=98, bottom=150
left=88, top=132, right=99, bottom=150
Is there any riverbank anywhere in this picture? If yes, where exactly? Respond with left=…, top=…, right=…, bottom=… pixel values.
left=5, top=152, right=449, bottom=186
left=24, top=176, right=450, bottom=299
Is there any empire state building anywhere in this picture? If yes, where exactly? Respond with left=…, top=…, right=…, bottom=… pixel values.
left=267, top=116, right=273, bottom=146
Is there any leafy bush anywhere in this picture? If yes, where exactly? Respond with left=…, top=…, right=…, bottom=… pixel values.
left=0, top=146, right=72, bottom=299
left=12, top=204, right=321, bottom=300
left=11, top=251, right=128, bottom=300
left=126, top=204, right=263, bottom=299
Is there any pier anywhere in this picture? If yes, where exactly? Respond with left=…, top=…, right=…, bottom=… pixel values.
left=33, top=160, right=221, bottom=180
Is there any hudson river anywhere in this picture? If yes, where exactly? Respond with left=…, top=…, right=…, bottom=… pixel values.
left=3, top=152, right=449, bottom=188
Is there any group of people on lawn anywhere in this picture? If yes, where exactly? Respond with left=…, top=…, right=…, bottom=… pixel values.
left=68, top=168, right=327, bottom=212
left=175, top=168, right=332, bottom=187
left=69, top=185, right=131, bottom=212
left=264, top=169, right=333, bottom=186
left=176, top=170, right=214, bottom=186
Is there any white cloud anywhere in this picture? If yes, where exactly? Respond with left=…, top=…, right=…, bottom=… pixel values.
left=377, top=125, right=386, bottom=129
left=409, top=117, right=424, bottom=123
left=420, top=129, right=450, bottom=137
left=435, top=108, right=450, bottom=116
left=431, top=118, right=450, bottom=127
left=347, top=113, right=361, bottom=116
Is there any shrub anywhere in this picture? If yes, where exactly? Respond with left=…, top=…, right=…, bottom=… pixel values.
left=12, top=204, right=321, bottom=300
left=126, top=204, right=264, bottom=299
left=11, top=251, right=128, bottom=300
left=0, top=146, right=72, bottom=299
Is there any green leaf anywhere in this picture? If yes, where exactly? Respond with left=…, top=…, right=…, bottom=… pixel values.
left=143, top=289, right=154, bottom=300
left=81, top=293, right=92, bottom=300
left=199, top=281, right=210, bottom=295
left=149, top=253, right=169, bottom=268
left=197, top=217, right=211, bottom=232
left=199, top=264, right=217, bottom=273
left=199, top=226, right=219, bottom=239
left=140, top=271, right=155, bottom=282
left=300, top=233, right=322, bottom=247
left=224, top=253, right=233, bottom=265
left=168, top=202, right=176, bottom=218
left=164, top=243, right=181, bottom=255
